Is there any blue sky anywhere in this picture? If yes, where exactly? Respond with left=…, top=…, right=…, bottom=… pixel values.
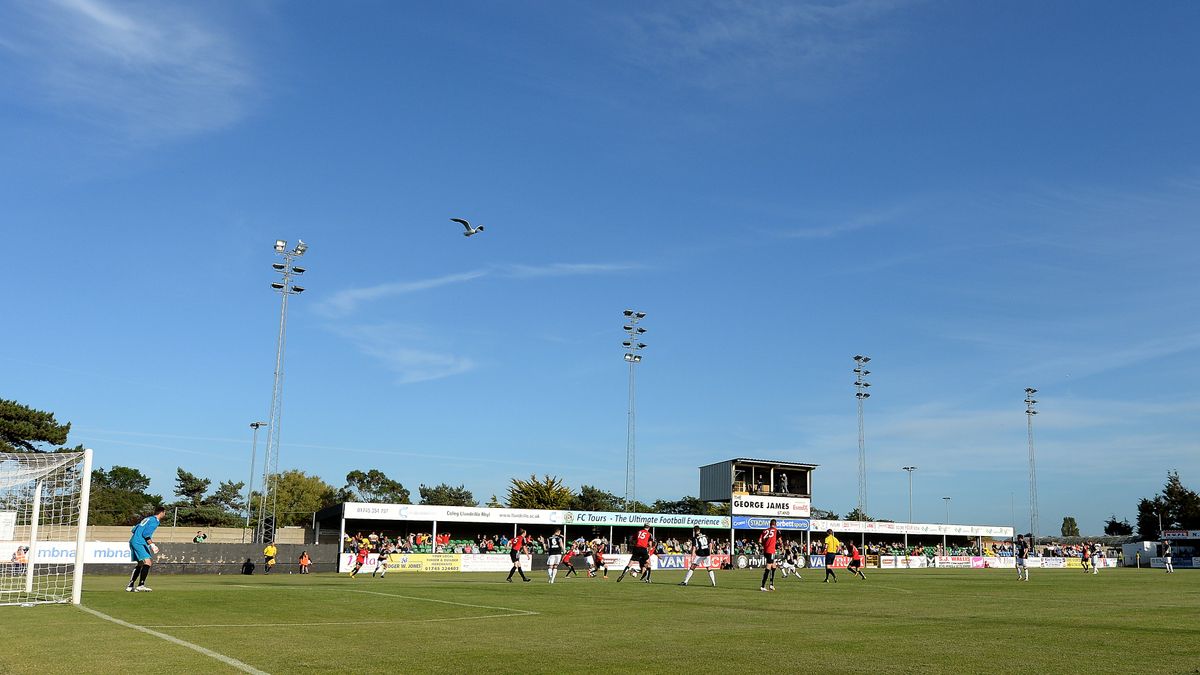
left=3, top=1, right=1198, bottom=535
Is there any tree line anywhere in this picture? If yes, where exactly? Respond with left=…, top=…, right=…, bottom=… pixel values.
left=5, top=397, right=1197, bottom=535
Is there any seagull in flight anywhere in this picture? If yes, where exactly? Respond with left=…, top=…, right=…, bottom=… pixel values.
left=451, top=218, right=485, bottom=237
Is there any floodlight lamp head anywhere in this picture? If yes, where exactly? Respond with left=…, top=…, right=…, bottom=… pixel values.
left=271, top=282, right=285, bottom=290
left=272, top=263, right=286, bottom=271
left=635, top=312, right=645, bottom=319
left=291, top=285, right=305, bottom=294
left=633, top=355, right=642, bottom=362
left=275, top=239, right=287, bottom=252
left=637, top=343, right=647, bottom=349
left=294, top=239, right=308, bottom=255
left=636, top=327, right=646, bottom=334
left=291, top=266, right=306, bottom=275
left=250, top=421, right=269, bottom=429
left=1025, top=387, right=1038, bottom=394
left=623, top=309, right=634, bottom=317
left=1027, top=409, right=1037, bottom=415
left=623, top=325, right=634, bottom=331
left=624, top=353, right=634, bottom=362
left=623, top=341, right=633, bottom=347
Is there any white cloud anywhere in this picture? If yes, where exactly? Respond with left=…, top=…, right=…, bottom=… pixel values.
left=1, top=0, right=256, bottom=140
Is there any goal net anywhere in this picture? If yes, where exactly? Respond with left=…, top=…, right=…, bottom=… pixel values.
left=0, top=449, right=93, bottom=606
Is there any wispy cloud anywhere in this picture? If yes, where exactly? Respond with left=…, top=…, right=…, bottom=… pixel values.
left=333, top=323, right=476, bottom=385
left=778, top=204, right=911, bottom=239
left=501, top=262, right=641, bottom=278
left=319, top=262, right=640, bottom=317
left=0, top=0, right=255, bottom=141
left=618, top=0, right=915, bottom=94
left=318, top=270, right=488, bottom=318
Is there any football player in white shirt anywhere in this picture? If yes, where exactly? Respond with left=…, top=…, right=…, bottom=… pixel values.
left=678, top=526, right=717, bottom=587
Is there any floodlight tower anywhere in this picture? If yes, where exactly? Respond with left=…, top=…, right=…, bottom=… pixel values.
left=853, top=355, right=872, bottom=519
left=902, top=466, right=916, bottom=550
left=1025, top=387, right=1039, bottom=547
left=257, top=239, right=308, bottom=544
left=622, top=310, right=647, bottom=509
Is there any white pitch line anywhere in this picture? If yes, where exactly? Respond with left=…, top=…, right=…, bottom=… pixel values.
left=78, top=605, right=268, bottom=675
left=346, top=588, right=539, bottom=615
left=871, top=584, right=916, bottom=594
left=226, top=584, right=539, bottom=617
left=144, top=613, right=535, bottom=629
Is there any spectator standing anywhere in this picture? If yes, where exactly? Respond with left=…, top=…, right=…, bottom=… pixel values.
left=193, top=531, right=208, bottom=543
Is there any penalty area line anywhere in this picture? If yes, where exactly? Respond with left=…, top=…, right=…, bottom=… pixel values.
left=78, top=605, right=268, bottom=675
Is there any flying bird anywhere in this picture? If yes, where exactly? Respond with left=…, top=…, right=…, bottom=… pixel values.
left=451, top=218, right=485, bottom=237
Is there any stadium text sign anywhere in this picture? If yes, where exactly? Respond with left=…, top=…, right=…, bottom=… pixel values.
left=337, top=552, right=534, bottom=573
left=732, top=516, right=809, bottom=531
left=344, top=502, right=562, bottom=525
left=0, top=541, right=131, bottom=564
left=1163, top=530, right=1200, bottom=540
left=563, top=511, right=730, bottom=529
left=731, top=496, right=811, bottom=518
left=808, top=519, right=1013, bottom=538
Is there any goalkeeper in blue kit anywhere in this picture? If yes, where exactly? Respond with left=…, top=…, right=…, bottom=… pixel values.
left=127, top=506, right=166, bottom=592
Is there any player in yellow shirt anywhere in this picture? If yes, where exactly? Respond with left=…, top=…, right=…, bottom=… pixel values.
left=263, top=542, right=278, bottom=574
left=823, top=530, right=841, bottom=583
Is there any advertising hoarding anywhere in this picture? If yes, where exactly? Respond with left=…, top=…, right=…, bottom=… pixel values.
left=732, top=496, right=811, bottom=518
left=0, top=541, right=132, bottom=564
left=732, top=516, right=810, bottom=531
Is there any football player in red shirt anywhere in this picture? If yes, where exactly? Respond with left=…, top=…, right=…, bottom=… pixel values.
left=505, top=529, right=532, bottom=582
left=617, top=524, right=654, bottom=583
left=759, top=519, right=779, bottom=591
left=847, top=542, right=867, bottom=580
left=561, top=545, right=578, bottom=578
left=349, top=545, right=370, bottom=578
left=592, top=542, right=608, bottom=580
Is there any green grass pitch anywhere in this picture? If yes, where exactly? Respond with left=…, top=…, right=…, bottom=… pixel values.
left=4, top=568, right=1198, bottom=674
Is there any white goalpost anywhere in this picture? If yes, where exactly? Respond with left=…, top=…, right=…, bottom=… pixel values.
left=0, top=449, right=93, bottom=606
